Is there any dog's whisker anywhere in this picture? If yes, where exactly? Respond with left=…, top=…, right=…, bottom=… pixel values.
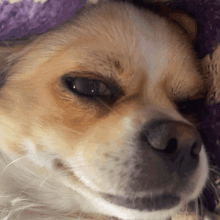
left=195, top=202, right=200, bottom=220
left=76, top=210, right=87, bottom=220
left=3, top=41, right=11, bottom=48
left=210, top=166, right=220, bottom=176
left=198, top=196, right=204, bottom=218
left=199, top=123, right=219, bottom=129
left=1, top=155, right=28, bottom=177
left=206, top=177, right=219, bottom=197
left=38, top=174, right=53, bottom=191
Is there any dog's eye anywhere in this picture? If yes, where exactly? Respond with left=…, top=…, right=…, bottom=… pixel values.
left=176, top=98, right=205, bottom=114
left=63, top=76, right=118, bottom=104
left=66, top=77, right=110, bottom=96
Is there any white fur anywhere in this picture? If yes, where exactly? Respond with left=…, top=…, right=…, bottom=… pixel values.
left=0, top=149, right=95, bottom=220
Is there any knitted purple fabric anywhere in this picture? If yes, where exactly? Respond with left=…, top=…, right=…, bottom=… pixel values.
left=0, top=0, right=86, bottom=42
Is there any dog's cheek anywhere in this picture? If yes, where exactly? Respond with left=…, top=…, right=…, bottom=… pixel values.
left=67, top=111, right=137, bottom=190
left=45, top=83, right=102, bottom=132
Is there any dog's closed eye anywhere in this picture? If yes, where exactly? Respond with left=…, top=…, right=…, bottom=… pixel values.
left=62, top=75, right=121, bottom=104
left=65, top=76, right=111, bottom=96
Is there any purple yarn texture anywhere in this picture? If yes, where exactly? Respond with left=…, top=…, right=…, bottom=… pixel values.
left=0, top=0, right=86, bottom=42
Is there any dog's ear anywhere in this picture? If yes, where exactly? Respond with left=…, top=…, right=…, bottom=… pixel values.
left=86, top=1, right=197, bottom=43
left=168, top=10, right=198, bottom=44
left=156, top=5, right=197, bottom=43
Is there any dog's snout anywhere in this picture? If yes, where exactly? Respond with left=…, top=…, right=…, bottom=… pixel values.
left=142, top=120, right=202, bottom=157
left=130, top=120, right=203, bottom=194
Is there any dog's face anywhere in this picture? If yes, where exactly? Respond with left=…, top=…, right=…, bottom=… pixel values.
left=0, top=1, right=209, bottom=220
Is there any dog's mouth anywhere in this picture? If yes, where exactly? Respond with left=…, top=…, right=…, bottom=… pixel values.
left=101, top=193, right=180, bottom=211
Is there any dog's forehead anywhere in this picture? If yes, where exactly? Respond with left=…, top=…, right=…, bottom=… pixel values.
left=9, top=1, right=202, bottom=100
left=60, top=6, right=172, bottom=85
left=62, top=10, right=197, bottom=95
left=63, top=36, right=168, bottom=87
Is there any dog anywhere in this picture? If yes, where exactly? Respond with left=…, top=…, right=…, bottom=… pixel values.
left=0, top=0, right=210, bottom=219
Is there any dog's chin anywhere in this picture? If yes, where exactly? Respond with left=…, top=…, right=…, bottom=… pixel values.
left=61, top=187, right=197, bottom=220
left=61, top=147, right=208, bottom=220
left=100, top=193, right=180, bottom=211
left=69, top=188, right=191, bottom=220
left=63, top=178, right=183, bottom=220
left=81, top=192, right=185, bottom=220
left=82, top=191, right=184, bottom=220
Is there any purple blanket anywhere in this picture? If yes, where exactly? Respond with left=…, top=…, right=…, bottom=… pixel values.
left=0, top=0, right=86, bottom=41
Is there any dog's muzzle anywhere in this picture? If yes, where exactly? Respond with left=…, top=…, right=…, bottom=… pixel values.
left=101, top=120, right=203, bottom=211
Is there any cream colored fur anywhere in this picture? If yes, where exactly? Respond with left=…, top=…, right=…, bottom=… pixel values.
left=0, top=1, right=214, bottom=220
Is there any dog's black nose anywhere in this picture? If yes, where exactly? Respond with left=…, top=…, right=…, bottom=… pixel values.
left=142, top=120, right=202, bottom=157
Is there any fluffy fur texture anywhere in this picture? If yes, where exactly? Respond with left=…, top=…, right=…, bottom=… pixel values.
left=0, top=1, right=217, bottom=220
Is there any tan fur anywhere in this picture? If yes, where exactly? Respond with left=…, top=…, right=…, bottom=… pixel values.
left=0, top=1, right=211, bottom=220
